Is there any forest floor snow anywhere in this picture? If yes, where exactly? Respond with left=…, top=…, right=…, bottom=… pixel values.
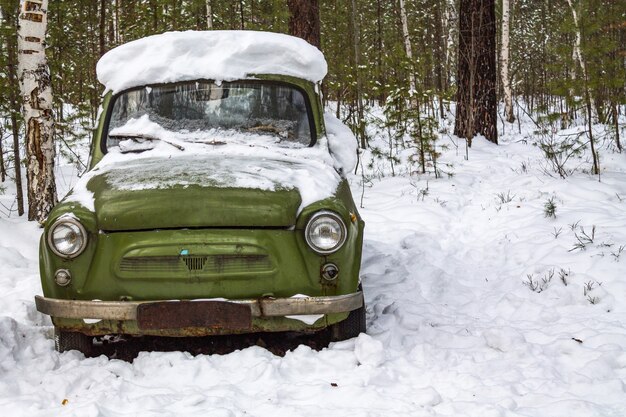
left=1, top=115, right=626, bottom=416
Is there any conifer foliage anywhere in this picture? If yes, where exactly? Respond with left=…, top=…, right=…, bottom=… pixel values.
left=0, top=0, right=623, bottom=219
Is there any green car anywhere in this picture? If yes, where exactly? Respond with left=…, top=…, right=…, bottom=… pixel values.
left=35, top=31, right=365, bottom=355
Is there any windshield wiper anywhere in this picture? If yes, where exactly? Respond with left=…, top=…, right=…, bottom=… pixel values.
left=109, top=133, right=185, bottom=151
left=187, top=139, right=227, bottom=146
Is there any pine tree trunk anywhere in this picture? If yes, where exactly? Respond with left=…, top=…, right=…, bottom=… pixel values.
left=500, top=0, right=514, bottom=123
left=287, top=0, right=320, bottom=48
left=17, top=0, right=57, bottom=222
left=375, top=0, right=384, bottom=104
left=586, top=85, right=599, bottom=175
left=5, top=4, right=25, bottom=216
left=349, top=0, right=365, bottom=147
left=10, top=109, right=24, bottom=216
left=612, top=102, right=622, bottom=152
left=239, top=0, right=245, bottom=30
left=444, top=0, right=454, bottom=91
left=454, top=0, right=498, bottom=145
left=0, top=125, right=5, bottom=183
left=98, top=0, right=106, bottom=56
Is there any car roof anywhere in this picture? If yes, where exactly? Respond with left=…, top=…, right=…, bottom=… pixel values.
left=97, top=30, right=328, bottom=94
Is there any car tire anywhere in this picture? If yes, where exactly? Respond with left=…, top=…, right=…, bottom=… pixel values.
left=330, top=289, right=366, bottom=342
left=54, top=328, right=93, bottom=356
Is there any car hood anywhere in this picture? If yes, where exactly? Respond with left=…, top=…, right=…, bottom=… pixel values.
left=71, top=154, right=319, bottom=230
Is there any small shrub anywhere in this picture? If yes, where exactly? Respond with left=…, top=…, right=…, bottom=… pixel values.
left=569, top=226, right=596, bottom=252
left=583, top=280, right=601, bottom=295
left=543, top=197, right=557, bottom=218
left=496, top=190, right=516, bottom=204
left=569, top=220, right=581, bottom=231
left=536, top=127, right=585, bottom=179
left=583, top=280, right=602, bottom=305
left=523, top=269, right=554, bottom=293
left=611, top=245, right=625, bottom=261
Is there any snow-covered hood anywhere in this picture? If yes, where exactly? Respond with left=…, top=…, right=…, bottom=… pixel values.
left=89, top=155, right=305, bottom=230
left=65, top=148, right=342, bottom=231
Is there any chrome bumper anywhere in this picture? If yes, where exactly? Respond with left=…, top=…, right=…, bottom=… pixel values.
left=34, top=293, right=363, bottom=321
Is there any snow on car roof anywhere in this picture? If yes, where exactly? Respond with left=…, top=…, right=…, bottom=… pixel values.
left=96, top=30, right=328, bottom=93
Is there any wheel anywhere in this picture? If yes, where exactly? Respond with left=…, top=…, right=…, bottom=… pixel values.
left=330, top=291, right=366, bottom=342
left=54, top=328, right=93, bottom=356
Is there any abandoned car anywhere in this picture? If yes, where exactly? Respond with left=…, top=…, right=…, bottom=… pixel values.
left=35, top=30, right=365, bottom=355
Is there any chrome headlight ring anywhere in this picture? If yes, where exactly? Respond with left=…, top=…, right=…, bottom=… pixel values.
left=47, top=216, right=88, bottom=259
left=305, top=210, right=347, bottom=255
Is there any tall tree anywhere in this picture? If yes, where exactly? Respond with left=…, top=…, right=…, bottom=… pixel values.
left=399, top=0, right=416, bottom=94
left=500, top=0, right=514, bottom=123
left=98, top=0, right=105, bottom=56
left=1, top=0, right=25, bottom=215
left=286, top=0, right=320, bottom=48
left=0, top=125, right=5, bottom=182
left=206, top=0, right=213, bottom=29
left=432, top=0, right=448, bottom=119
left=349, top=0, right=365, bottom=146
left=454, top=0, right=498, bottom=145
left=17, top=0, right=57, bottom=221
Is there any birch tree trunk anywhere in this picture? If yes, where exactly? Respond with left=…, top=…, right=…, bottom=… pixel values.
left=17, top=0, right=57, bottom=222
left=399, top=0, right=416, bottom=94
left=433, top=0, right=447, bottom=119
left=113, top=0, right=120, bottom=43
left=206, top=0, right=213, bottom=29
left=500, top=0, right=514, bottom=122
left=565, top=0, right=599, bottom=173
left=565, top=0, right=597, bottom=121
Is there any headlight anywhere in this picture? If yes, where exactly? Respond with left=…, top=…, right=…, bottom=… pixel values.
left=305, top=211, right=347, bottom=254
left=48, top=217, right=88, bottom=258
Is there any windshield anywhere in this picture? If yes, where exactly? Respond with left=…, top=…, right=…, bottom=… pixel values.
left=105, top=80, right=314, bottom=151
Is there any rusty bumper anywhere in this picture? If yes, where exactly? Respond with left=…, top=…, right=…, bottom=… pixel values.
left=35, top=293, right=363, bottom=322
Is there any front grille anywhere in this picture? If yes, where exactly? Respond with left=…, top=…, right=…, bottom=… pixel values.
left=118, top=254, right=273, bottom=278
left=183, top=256, right=208, bottom=271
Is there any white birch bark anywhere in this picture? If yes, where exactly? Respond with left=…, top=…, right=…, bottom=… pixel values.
left=113, top=0, right=120, bottom=44
left=500, top=0, right=514, bottom=122
left=445, top=0, right=455, bottom=78
left=17, top=0, right=57, bottom=221
left=206, top=0, right=213, bottom=29
left=565, top=0, right=597, bottom=120
left=399, top=0, right=417, bottom=94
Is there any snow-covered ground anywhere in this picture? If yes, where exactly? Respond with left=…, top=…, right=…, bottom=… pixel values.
left=1, top=111, right=625, bottom=416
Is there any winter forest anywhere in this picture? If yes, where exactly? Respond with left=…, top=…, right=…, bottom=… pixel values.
left=1, top=0, right=626, bottom=416
left=0, top=0, right=623, bottom=218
